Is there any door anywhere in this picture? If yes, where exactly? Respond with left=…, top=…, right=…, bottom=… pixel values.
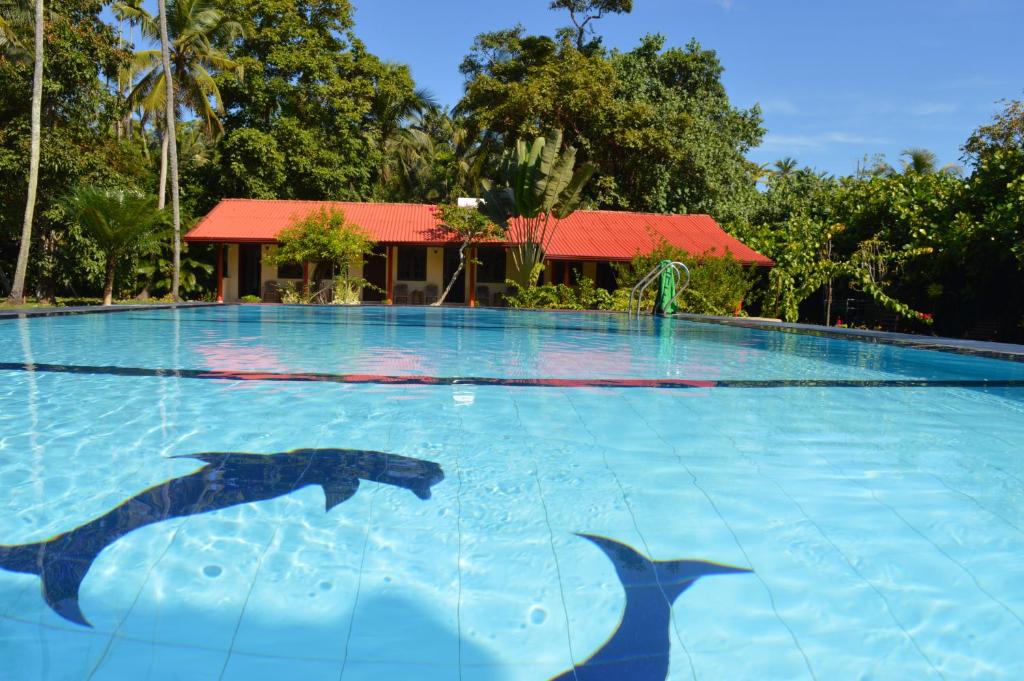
left=443, top=247, right=466, bottom=304
left=238, top=244, right=262, bottom=298
left=362, top=245, right=387, bottom=302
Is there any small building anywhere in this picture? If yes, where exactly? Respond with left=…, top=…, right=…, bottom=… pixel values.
left=184, top=199, right=773, bottom=304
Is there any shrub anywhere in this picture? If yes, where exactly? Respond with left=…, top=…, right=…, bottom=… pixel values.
left=240, top=295, right=261, bottom=303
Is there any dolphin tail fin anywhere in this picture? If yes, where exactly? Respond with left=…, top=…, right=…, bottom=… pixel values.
left=41, top=559, right=92, bottom=627
left=0, top=543, right=94, bottom=627
left=576, top=533, right=751, bottom=603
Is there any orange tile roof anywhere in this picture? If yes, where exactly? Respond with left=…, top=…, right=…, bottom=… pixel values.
left=185, top=199, right=772, bottom=266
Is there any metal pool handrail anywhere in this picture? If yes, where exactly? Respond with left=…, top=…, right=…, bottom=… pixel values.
left=628, top=261, right=691, bottom=317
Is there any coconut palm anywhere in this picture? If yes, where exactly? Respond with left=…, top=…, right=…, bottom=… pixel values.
left=6, top=0, right=43, bottom=305
left=772, top=157, right=799, bottom=177
left=900, top=147, right=961, bottom=176
left=64, top=187, right=164, bottom=305
left=125, top=0, right=244, bottom=208
left=0, top=0, right=30, bottom=55
left=385, top=109, right=495, bottom=202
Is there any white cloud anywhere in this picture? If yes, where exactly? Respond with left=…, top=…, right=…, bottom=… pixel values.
left=908, top=102, right=958, bottom=116
left=762, top=132, right=889, bottom=151
left=760, top=98, right=800, bottom=115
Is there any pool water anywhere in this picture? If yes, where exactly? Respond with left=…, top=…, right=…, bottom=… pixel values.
left=1, top=306, right=1023, bottom=681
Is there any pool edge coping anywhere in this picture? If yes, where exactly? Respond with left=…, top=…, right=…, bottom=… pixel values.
left=0, top=301, right=222, bottom=320
left=674, top=313, right=1024, bottom=362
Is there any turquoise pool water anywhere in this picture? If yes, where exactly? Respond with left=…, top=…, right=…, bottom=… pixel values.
left=1, top=305, right=1023, bottom=680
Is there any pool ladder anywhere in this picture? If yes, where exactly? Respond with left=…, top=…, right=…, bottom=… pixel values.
left=628, top=261, right=691, bottom=318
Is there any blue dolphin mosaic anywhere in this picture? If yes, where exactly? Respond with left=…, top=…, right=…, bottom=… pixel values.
left=0, top=448, right=445, bottom=627
left=552, top=534, right=751, bottom=681
left=0, top=448, right=751, bottom=680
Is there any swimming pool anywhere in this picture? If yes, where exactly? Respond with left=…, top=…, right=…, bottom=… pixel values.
left=2, top=305, right=1023, bottom=680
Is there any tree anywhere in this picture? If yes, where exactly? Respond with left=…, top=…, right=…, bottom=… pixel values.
left=0, top=0, right=138, bottom=301
left=216, top=0, right=415, bottom=201
left=6, top=0, right=41, bottom=304
left=549, top=0, right=633, bottom=50
left=123, top=0, right=245, bottom=209
left=271, top=208, right=377, bottom=304
left=154, top=0, right=182, bottom=300
left=900, top=147, right=960, bottom=175
left=479, top=130, right=595, bottom=285
left=458, top=31, right=763, bottom=222
left=63, top=187, right=163, bottom=305
left=431, top=204, right=503, bottom=306
left=773, top=157, right=798, bottom=177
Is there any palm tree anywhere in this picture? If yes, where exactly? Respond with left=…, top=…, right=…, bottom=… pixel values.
left=125, top=0, right=242, bottom=300
left=155, top=0, right=181, bottom=299
left=64, top=187, right=163, bottom=305
left=772, top=157, right=798, bottom=177
left=900, top=147, right=961, bottom=176
left=0, top=0, right=30, bottom=55
left=6, top=0, right=43, bottom=305
left=125, top=0, right=244, bottom=208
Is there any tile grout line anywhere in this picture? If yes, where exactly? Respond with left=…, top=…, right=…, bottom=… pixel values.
left=563, top=391, right=698, bottom=681
left=812, top=446, right=1024, bottom=631
left=510, top=395, right=580, bottom=680
left=726, top=434, right=948, bottom=680
left=621, top=393, right=820, bottom=681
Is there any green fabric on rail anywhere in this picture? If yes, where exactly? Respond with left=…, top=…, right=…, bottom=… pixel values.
left=654, top=259, right=678, bottom=315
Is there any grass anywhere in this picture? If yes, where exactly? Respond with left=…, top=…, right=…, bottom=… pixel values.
left=0, top=296, right=193, bottom=310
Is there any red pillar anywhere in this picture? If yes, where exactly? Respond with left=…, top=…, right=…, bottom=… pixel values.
left=215, top=244, right=224, bottom=302
left=467, top=247, right=477, bottom=307
left=385, top=246, right=394, bottom=304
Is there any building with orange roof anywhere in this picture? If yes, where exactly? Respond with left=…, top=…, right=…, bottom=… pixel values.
left=185, top=199, right=772, bottom=304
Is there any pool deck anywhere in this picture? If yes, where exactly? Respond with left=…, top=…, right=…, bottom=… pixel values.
left=0, top=301, right=221, bottom=320
left=676, top=313, right=1024, bottom=362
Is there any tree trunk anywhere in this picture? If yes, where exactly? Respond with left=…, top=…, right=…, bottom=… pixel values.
left=103, top=255, right=116, bottom=306
left=157, top=129, right=168, bottom=210
left=825, top=278, right=833, bottom=327
left=433, top=241, right=468, bottom=306
left=157, top=0, right=181, bottom=301
left=509, top=243, right=543, bottom=288
left=7, top=0, right=45, bottom=305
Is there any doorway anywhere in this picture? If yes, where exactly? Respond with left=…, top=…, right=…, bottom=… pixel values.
left=238, top=244, right=262, bottom=298
left=362, top=245, right=387, bottom=302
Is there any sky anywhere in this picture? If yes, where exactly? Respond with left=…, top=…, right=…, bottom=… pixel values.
left=350, top=0, right=1024, bottom=175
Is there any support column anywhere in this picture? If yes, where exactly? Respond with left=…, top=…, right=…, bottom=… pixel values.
left=215, top=244, right=224, bottom=303
left=303, top=261, right=310, bottom=288
left=467, top=247, right=477, bottom=307
left=385, top=246, right=394, bottom=304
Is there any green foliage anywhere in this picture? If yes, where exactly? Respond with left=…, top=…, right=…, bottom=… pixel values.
left=612, top=239, right=756, bottom=316
left=240, top=294, right=260, bottom=303
left=125, top=0, right=246, bottom=137
left=214, top=0, right=416, bottom=200
left=460, top=29, right=763, bottom=223
left=63, top=186, right=164, bottom=304
left=504, top=265, right=613, bottom=310
left=271, top=208, right=377, bottom=304
left=479, top=129, right=596, bottom=284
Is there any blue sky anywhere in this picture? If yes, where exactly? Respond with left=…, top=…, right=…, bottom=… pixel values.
left=351, top=0, right=1023, bottom=175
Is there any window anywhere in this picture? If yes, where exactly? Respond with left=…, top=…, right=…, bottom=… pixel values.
left=476, top=247, right=507, bottom=283
left=549, top=260, right=583, bottom=285
left=397, top=247, right=427, bottom=281
left=277, top=262, right=304, bottom=279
